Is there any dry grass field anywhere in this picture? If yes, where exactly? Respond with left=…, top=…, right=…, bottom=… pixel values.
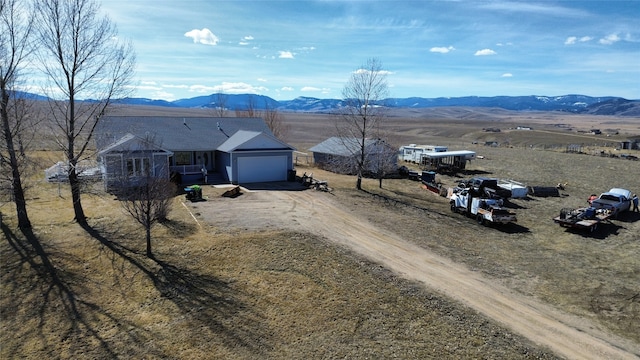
left=1, top=106, right=639, bottom=359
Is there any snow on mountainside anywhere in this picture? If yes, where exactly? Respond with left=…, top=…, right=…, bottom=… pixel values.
left=24, top=92, right=640, bottom=116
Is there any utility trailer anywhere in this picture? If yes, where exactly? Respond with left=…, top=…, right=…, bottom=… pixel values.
left=553, top=207, right=612, bottom=232
left=449, top=188, right=517, bottom=226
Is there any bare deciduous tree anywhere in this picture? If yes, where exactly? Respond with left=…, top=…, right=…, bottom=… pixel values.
left=0, top=0, right=35, bottom=229
left=234, top=94, right=257, bottom=118
left=262, top=101, right=289, bottom=140
left=211, top=92, right=227, bottom=117
left=34, top=0, right=135, bottom=226
left=119, top=174, right=175, bottom=258
left=337, top=58, right=389, bottom=190
left=115, top=134, right=175, bottom=258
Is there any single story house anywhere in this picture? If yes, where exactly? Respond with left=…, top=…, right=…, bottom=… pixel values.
left=309, top=137, right=397, bottom=175
left=95, top=116, right=295, bottom=187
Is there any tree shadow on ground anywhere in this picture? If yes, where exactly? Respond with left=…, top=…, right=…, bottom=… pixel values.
left=80, top=222, right=274, bottom=357
left=160, top=218, right=200, bottom=237
left=1, top=224, right=149, bottom=358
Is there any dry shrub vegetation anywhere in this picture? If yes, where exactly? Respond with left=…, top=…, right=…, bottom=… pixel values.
left=1, top=108, right=639, bottom=359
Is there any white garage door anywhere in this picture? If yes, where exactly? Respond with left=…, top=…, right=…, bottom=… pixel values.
left=237, top=155, right=288, bottom=183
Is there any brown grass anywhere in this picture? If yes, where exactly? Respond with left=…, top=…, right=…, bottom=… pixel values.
left=2, top=108, right=639, bottom=359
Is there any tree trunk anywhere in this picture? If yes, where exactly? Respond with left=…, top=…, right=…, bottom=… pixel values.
left=146, top=226, right=152, bottom=258
left=69, top=170, right=87, bottom=226
left=1, top=89, right=31, bottom=229
left=356, top=175, right=362, bottom=190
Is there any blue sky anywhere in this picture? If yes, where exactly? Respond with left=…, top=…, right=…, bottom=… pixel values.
left=99, top=0, right=640, bottom=101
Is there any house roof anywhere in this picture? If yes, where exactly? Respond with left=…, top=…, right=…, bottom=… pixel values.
left=218, top=130, right=294, bottom=152
left=97, top=133, right=173, bottom=156
left=309, top=137, right=383, bottom=157
left=95, top=116, right=273, bottom=152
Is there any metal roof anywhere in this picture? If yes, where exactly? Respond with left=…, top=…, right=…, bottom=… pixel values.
left=95, top=116, right=273, bottom=152
left=309, top=137, right=381, bottom=157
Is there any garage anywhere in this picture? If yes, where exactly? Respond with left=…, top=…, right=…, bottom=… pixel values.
left=237, top=155, right=288, bottom=183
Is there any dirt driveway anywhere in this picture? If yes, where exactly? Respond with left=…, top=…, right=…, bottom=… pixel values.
left=186, top=185, right=640, bottom=360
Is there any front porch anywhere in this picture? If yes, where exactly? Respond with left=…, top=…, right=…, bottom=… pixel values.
left=169, top=164, right=228, bottom=185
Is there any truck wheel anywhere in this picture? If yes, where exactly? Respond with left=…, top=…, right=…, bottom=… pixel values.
left=590, top=223, right=598, bottom=233
left=477, top=214, right=485, bottom=226
left=450, top=203, right=457, bottom=213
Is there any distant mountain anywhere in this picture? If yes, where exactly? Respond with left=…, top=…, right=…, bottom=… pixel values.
left=19, top=91, right=640, bottom=116
left=578, top=98, right=640, bottom=116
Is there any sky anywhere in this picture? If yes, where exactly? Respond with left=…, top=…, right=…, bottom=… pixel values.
left=97, top=0, right=640, bottom=101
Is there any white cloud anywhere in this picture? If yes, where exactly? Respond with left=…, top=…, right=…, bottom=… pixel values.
left=501, top=73, right=513, bottom=77
left=257, top=78, right=267, bottom=82
left=240, top=35, right=254, bottom=45
left=278, top=51, right=294, bottom=59
left=566, top=36, right=593, bottom=45
left=474, top=49, right=497, bottom=56
left=353, top=69, right=394, bottom=75
left=430, top=46, right=455, bottom=54
left=189, top=84, right=217, bottom=93
left=163, top=84, right=189, bottom=89
left=209, top=82, right=268, bottom=94
left=281, top=87, right=294, bottom=91
left=599, top=33, right=620, bottom=45
left=301, top=86, right=320, bottom=92
left=184, top=28, right=219, bottom=46
left=152, top=91, right=176, bottom=101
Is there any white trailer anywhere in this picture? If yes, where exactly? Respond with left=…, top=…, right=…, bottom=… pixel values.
left=399, top=144, right=448, bottom=163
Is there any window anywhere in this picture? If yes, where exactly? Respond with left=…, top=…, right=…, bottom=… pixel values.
left=126, top=157, right=151, bottom=176
left=174, top=152, right=191, bottom=165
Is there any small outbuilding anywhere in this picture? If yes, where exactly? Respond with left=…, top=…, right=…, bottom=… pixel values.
left=309, top=137, right=397, bottom=174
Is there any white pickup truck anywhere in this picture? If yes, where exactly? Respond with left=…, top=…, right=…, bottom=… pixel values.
left=590, top=188, right=632, bottom=217
left=449, top=189, right=517, bottom=226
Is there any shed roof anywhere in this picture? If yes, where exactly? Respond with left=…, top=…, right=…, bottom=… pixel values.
left=309, top=137, right=381, bottom=157
left=95, top=116, right=273, bottom=152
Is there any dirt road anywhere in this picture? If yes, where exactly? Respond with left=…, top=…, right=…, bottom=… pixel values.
left=198, top=187, right=640, bottom=359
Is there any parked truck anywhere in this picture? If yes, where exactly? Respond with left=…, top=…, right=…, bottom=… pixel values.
left=590, top=188, right=632, bottom=218
left=459, top=177, right=512, bottom=199
left=449, top=188, right=517, bottom=226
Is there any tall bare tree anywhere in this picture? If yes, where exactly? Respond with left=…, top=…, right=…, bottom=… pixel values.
left=0, top=0, right=34, bottom=229
left=119, top=173, right=175, bottom=259
left=34, top=0, right=135, bottom=226
left=114, top=134, right=175, bottom=258
left=234, top=94, right=257, bottom=118
left=262, top=101, right=289, bottom=140
left=337, top=58, right=389, bottom=190
left=211, top=92, right=227, bottom=117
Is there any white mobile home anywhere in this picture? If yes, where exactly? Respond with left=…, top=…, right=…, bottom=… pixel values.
left=399, top=144, right=448, bottom=163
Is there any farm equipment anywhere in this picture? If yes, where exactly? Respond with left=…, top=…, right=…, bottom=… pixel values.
left=449, top=188, right=517, bottom=226
left=553, top=207, right=612, bottom=232
left=184, top=184, right=203, bottom=202
left=301, top=172, right=332, bottom=192
left=421, top=171, right=446, bottom=196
